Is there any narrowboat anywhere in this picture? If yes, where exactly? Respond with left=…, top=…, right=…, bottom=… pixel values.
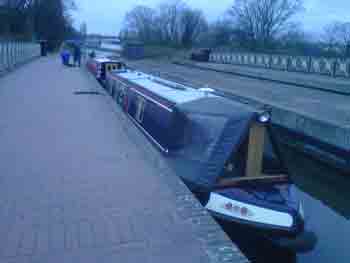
left=86, top=56, right=126, bottom=83
left=104, top=69, right=316, bottom=252
left=191, top=48, right=211, bottom=62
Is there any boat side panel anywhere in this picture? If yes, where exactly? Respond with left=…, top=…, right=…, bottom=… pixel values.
left=126, top=88, right=187, bottom=151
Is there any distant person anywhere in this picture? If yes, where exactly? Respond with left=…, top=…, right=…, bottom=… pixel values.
left=89, top=50, right=96, bottom=58
left=73, top=44, right=82, bottom=67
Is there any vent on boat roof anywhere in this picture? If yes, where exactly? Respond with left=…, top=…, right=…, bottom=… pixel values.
left=152, top=78, right=186, bottom=91
left=73, top=91, right=104, bottom=96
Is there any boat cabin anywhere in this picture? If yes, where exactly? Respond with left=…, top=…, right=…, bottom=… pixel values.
left=86, top=57, right=126, bottom=81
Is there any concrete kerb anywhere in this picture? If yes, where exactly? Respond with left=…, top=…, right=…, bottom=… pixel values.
left=271, top=107, right=350, bottom=151
left=210, top=88, right=350, bottom=171
left=214, top=87, right=350, bottom=151
left=80, top=65, right=249, bottom=263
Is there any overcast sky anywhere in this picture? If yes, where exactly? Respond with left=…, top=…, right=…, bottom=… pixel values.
left=73, top=0, right=350, bottom=37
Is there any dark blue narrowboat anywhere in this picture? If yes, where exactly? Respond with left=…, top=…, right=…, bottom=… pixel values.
left=104, top=69, right=316, bottom=252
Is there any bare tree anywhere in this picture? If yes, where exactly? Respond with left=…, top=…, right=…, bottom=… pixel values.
left=323, top=21, right=350, bottom=57
left=280, top=23, right=305, bottom=45
left=121, top=1, right=208, bottom=47
left=323, top=23, right=339, bottom=51
left=179, top=7, right=207, bottom=47
left=124, top=5, right=157, bottom=43
left=1, top=0, right=77, bottom=43
left=206, top=19, right=234, bottom=47
left=0, top=0, right=35, bottom=36
left=156, top=1, right=185, bottom=44
left=228, top=0, right=303, bottom=49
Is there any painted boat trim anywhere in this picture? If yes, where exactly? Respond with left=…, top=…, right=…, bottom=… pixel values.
left=205, top=192, right=294, bottom=228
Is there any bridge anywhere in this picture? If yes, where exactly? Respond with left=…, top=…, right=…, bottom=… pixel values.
left=0, top=47, right=245, bottom=263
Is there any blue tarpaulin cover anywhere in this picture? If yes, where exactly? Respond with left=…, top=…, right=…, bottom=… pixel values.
left=167, top=96, right=259, bottom=190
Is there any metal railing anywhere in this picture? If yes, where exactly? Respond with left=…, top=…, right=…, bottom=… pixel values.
left=0, top=40, right=41, bottom=74
left=208, top=52, right=350, bottom=78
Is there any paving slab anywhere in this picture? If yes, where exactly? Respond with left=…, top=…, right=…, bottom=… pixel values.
left=0, top=56, right=246, bottom=263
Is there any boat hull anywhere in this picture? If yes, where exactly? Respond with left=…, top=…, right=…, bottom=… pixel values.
left=205, top=192, right=300, bottom=235
left=193, top=183, right=316, bottom=252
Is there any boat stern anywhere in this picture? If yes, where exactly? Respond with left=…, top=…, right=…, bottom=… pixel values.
left=205, top=190, right=301, bottom=235
left=204, top=183, right=316, bottom=252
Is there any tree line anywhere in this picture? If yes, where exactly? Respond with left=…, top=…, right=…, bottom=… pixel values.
left=0, top=0, right=78, bottom=50
left=120, top=2, right=207, bottom=47
left=121, top=0, right=350, bottom=58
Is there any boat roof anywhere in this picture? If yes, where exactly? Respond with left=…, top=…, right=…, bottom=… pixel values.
left=93, top=57, right=122, bottom=63
left=116, top=71, right=213, bottom=104
left=116, top=71, right=150, bottom=80
left=166, top=96, right=262, bottom=190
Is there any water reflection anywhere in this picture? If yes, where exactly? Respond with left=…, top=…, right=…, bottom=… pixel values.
left=284, top=146, right=350, bottom=220
left=284, top=147, right=350, bottom=263
left=217, top=218, right=297, bottom=263
left=219, top=145, right=350, bottom=263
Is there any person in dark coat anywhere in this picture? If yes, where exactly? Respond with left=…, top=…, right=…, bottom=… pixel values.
left=73, top=44, right=82, bottom=67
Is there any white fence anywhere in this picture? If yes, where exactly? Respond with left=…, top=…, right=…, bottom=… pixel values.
left=0, top=41, right=41, bottom=74
left=209, top=52, right=350, bottom=78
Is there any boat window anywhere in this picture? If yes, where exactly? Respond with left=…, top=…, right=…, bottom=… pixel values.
left=120, top=81, right=126, bottom=91
left=116, top=80, right=123, bottom=90
left=135, top=96, right=146, bottom=123
left=117, top=82, right=127, bottom=105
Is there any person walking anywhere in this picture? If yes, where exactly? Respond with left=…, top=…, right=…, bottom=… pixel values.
left=73, top=43, right=82, bottom=67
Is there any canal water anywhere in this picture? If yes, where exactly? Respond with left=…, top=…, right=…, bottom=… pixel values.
left=220, top=145, right=350, bottom=263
